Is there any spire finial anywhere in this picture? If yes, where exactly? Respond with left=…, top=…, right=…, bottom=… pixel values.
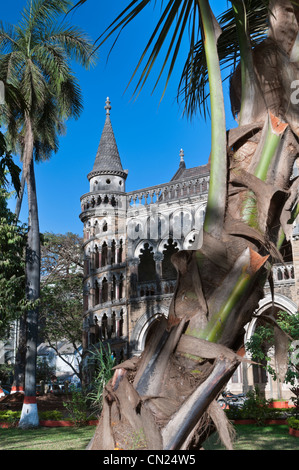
left=179, top=148, right=186, bottom=169
left=105, top=97, right=111, bottom=115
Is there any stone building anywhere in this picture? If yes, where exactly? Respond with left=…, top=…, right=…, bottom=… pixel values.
left=79, top=98, right=298, bottom=398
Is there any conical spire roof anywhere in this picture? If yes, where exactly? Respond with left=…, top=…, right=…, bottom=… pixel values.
left=88, top=98, right=127, bottom=180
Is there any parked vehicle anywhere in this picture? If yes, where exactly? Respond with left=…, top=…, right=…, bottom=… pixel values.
left=217, top=390, right=247, bottom=409
left=46, top=382, right=65, bottom=394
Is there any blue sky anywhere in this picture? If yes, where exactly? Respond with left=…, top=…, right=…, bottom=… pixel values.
left=4, top=0, right=235, bottom=236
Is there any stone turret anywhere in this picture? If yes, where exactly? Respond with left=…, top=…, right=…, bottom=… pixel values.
left=80, top=98, right=128, bottom=379
left=87, top=97, right=128, bottom=194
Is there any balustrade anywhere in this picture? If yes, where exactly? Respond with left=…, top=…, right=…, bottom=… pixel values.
left=127, top=175, right=209, bottom=207
left=272, top=263, right=295, bottom=283
left=136, top=279, right=176, bottom=298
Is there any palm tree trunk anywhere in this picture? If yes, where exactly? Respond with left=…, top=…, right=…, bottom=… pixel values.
left=18, top=116, right=40, bottom=428
left=14, top=170, right=25, bottom=221
left=11, top=314, right=26, bottom=394
left=88, top=0, right=299, bottom=450
left=12, top=171, right=27, bottom=394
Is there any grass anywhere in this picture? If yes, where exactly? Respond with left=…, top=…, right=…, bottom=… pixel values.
left=0, top=424, right=298, bottom=450
left=203, top=425, right=299, bottom=451
left=0, top=425, right=96, bottom=450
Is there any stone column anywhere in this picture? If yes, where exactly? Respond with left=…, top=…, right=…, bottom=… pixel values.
left=154, top=252, right=164, bottom=294
left=89, top=287, right=95, bottom=309
left=115, top=279, right=120, bottom=301
left=129, top=258, right=140, bottom=297
left=107, top=241, right=112, bottom=265
left=90, top=249, right=96, bottom=271
left=115, top=311, right=121, bottom=338
left=98, top=248, right=102, bottom=268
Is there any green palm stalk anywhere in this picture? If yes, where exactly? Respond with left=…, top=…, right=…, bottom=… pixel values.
left=199, top=0, right=227, bottom=239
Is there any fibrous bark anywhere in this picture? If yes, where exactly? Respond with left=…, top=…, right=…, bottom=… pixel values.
left=89, top=0, right=299, bottom=450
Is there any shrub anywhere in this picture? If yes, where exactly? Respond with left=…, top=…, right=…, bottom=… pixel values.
left=225, top=387, right=287, bottom=425
left=87, top=343, right=115, bottom=414
left=63, top=388, right=91, bottom=426
left=287, top=417, right=299, bottom=430
left=39, top=410, right=63, bottom=421
left=0, top=410, right=20, bottom=425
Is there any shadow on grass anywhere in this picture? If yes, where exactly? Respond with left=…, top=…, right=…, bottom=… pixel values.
left=203, top=425, right=299, bottom=451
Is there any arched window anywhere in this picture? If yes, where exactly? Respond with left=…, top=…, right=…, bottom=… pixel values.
left=101, top=313, right=108, bottom=339
left=119, top=310, right=124, bottom=337
left=94, top=280, right=100, bottom=306
left=118, top=240, right=123, bottom=263
left=102, top=242, right=108, bottom=267
left=162, top=238, right=179, bottom=279
left=102, top=278, right=108, bottom=303
left=119, top=274, right=124, bottom=299
left=111, top=240, right=116, bottom=265
left=95, top=245, right=100, bottom=269
left=138, top=243, right=155, bottom=282
left=111, top=275, right=116, bottom=301
left=111, top=312, right=116, bottom=338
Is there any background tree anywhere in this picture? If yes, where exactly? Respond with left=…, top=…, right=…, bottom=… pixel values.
left=0, top=0, right=95, bottom=428
left=246, top=310, right=299, bottom=391
left=74, top=0, right=299, bottom=450
left=0, top=188, right=27, bottom=338
left=39, top=232, right=84, bottom=382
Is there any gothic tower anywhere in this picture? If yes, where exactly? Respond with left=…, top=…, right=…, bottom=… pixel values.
left=79, top=98, right=128, bottom=369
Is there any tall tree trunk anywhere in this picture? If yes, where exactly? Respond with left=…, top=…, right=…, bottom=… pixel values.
left=18, top=116, right=40, bottom=428
left=11, top=314, right=26, bottom=394
left=89, top=0, right=299, bottom=450
left=14, top=171, right=25, bottom=221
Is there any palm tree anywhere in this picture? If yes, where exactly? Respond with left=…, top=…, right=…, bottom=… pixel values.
left=0, top=0, right=95, bottom=428
left=75, top=0, right=299, bottom=450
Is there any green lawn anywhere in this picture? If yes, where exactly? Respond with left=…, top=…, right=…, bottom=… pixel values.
left=203, top=425, right=299, bottom=451
left=0, top=424, right=298, bottom=451
left=0, top=425, right=96, bottom=450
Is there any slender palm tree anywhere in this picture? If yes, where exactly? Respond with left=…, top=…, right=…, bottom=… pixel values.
left=0, top=0, right=95, bottom=428
left=76, top=0, right=299, bottom=450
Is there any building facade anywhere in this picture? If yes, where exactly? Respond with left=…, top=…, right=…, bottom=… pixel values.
left=79, top=98, right=299, bottom=398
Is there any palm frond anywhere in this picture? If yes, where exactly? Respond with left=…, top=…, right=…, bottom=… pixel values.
left=43, top=23, right=96, bottom=67
left=178, top=0, right=270, bottom=118
left=19, top=0, right=73, bottom=34
left=94, top=1, right=202, bottom=101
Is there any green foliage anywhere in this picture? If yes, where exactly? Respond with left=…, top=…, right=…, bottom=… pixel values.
left=0, top=191, right=27, bottom=338
left=36, top=357, right=56, bottom=383
left=290, top=386, right=299, bottom=418
left=246, top=311, right=299, bottom=385
left=0, top=410, right=21, bottom=425
left=225, top=387, right=270, bottom=425
left=0, top=0, right=96, bottom=165
left=0, top=363, right=14, bottom=384
left=39, top=410, right=63, bottom=421
left=87, top=342, right=115, bottom=413
left=40, top=274, right=83, bottom=343
left=39, top=232, right=83, bottom=346
left=287, top=417, right=299, bottom=430
left=63, top=387, right=92, bottom=426
left=0, top=129, right=21, bottom=196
